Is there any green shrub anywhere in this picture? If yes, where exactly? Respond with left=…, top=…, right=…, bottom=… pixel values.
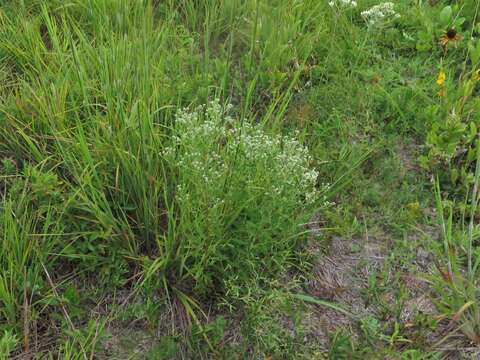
left=161, top=100, right=324, bottom=295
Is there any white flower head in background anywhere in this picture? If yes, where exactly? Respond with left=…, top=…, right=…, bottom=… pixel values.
left=361, top=2, right=400, bottom=25
left=329, top=0, right=357, bottom=9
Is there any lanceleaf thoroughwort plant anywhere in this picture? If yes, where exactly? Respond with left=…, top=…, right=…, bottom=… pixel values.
left=328, top=0, right=357, bottom=9
left=158, top=100, right=329, bottom=297
left=361, top=2, right=400, bottom=26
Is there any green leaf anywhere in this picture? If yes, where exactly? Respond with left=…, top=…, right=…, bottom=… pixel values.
left=469, top=122, right=477, bottom=142
left=454, top=17, right=465, bottom=27
left=291, top=293, right=356, bottom=318
left=468, top=42, right=479, bottom=64
left=64, top=285, right=80, bottom=306
left=439, top=6, right=453, bottom=26
left=450, top=168, right=459, bottom=183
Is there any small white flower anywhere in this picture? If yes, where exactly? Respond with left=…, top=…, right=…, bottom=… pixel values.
left=329, top=0, right=357, bottom=9
left=361, top=2, right=399, bottom=25
left=169, top=100, right=324, bottom=209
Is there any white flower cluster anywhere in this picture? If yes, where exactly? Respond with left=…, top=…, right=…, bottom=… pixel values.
left=229, top=124, right=320, bottom=204
left=328, top=0, right=357, bottom=8
left=164, top=100, right=322, bottom=208
left=361, top=2, right=400, bottom=25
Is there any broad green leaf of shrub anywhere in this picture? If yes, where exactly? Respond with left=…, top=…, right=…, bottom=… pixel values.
left=439, top=6, right=452, bottom=26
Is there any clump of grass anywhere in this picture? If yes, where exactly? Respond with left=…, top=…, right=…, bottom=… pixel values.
left=430, top=143, right=480, bottom=346
left=0, top=329, right=18, bottom=358
left=0, top=165, right=68, bottom=355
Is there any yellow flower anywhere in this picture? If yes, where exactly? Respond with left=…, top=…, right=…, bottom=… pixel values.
left=475, top=70, right=480, bottom=81
left=436, top=70, right=446, bottom=86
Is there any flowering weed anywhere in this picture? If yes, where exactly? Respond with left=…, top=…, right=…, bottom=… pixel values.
left=361, top=2, right=400, bottom=26
left=160, top=100, right=324, bottom=295
left=329, top=0, right=357, bottom=9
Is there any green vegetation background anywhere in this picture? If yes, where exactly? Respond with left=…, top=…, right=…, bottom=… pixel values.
left=1, top=0, right=480, bottom=358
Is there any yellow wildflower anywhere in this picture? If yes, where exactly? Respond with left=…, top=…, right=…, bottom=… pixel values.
left=436, top=70, right=446, bottom=86
left=475, top=70, right=480, bottom=81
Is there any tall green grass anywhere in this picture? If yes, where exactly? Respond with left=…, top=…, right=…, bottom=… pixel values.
left=0, top=0, right=331, bottom=355
left=431, top=144, right=480, bottom=346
